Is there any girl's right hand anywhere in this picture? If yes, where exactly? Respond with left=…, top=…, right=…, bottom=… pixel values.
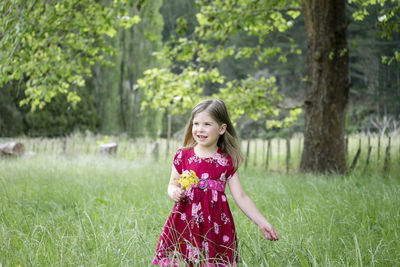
left=168, top=185, right=185, bottom=202
left=259, top=222, right=279, bottom=241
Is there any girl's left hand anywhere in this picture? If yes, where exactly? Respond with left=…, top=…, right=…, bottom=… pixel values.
left=259, top=222, right=279, bottom=241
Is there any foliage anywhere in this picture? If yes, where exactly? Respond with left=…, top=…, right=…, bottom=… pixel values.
left=159, top=0, right=198, bottom=42
left=138, top=0, right=304, bottom=127
left=23, top=89, right=101, bottom=137
left=88, top=0, right=164, bottom=137
left=1, top=0, right=399, bottom=139
left=0, top=0, right=140, bottom=111
left=349, top=0, right=400, bottom=64
left=346, top=1, right=400, bottom=133
left=138, top=65, right=222, bottom=113
left=0, top=0, right=165, bottom=138
left=0, top=82, right=24, bottom=136
left=139, top=0, right=399, bottom=137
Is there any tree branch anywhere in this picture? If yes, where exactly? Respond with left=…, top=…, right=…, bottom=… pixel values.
left=277, top=103, right=304, bottom=110
left=271, top=6, right=302, bottom=12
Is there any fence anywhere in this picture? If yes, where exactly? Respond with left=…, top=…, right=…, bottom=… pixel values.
left=6, top=132, right=400, bottom=175
left=242, top=134, right=399, bottom=175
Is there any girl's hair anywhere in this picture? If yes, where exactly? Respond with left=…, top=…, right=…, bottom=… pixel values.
left=182, top=99, right=243, bottom=171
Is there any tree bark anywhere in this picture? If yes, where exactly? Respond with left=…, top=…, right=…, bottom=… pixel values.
left=300, top=0, right=350, bottom=173
left=119, top=29, right=127, bottom=132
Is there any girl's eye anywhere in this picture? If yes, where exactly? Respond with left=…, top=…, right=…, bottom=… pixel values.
left=193, top=122, right=199, bottom=125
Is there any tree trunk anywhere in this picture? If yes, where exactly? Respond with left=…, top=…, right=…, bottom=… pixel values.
left=300, top=0, right=350, bottom=173
left=0, top=142, right=25, bottom=156
left=119, top=29, right=127, bottom=132
left=100, top=143, right=118, bottom=156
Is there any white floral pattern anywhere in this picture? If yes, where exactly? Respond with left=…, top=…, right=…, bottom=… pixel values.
left=223, top=235, right=230, bottom=243
left=214, top=222, right=219, bottom=234
left=192, top=203, right=204, bottom=228
left=180, top=213, right=186, bottom=221
left=221, top=212, right=231, bottom=224
left=201, top=173, right=209, bottom=179
left=182, top=169, right=191, bottom=176
left=219, top=170, right=227, bottom=182
left=212, top=189, right=218, bottom=202
left=185, top=188, right=194, bottom=201
left=187, top=244, right=198, bottom=261
left=213, top=152, right=229, bottom=166
left=201, top=240, right=209, bottom=253
left=174, top=150, right=183, bottom=166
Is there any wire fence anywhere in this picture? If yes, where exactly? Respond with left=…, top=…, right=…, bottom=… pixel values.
left=2, top=132, right=399, bottom=176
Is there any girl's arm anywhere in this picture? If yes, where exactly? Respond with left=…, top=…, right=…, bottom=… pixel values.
left=167, top=165, right=185, bottom=202
left=228, top=172, right=279, bottom=241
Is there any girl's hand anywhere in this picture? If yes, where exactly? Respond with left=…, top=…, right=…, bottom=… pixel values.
left=259, top=222, right=279, bottom=241
left=168, top=185, right=185, bottom=202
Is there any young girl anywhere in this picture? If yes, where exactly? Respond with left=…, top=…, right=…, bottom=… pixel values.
left=153, top=99, right=278, bottom=266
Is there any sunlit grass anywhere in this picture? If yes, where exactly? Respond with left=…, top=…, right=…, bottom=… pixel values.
left=1, top=153, right=399, bottom=266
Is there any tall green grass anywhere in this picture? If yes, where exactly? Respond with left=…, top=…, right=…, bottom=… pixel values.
left=1, top=154, right=399, bottom=266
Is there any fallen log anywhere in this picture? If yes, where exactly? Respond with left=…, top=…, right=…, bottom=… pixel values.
left=0, top=142, right=25, bottom=156
left=100, top=143, right=118, bottom=156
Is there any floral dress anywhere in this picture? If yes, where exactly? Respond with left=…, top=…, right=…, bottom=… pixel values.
left=153, top=147, right=238, bottom=266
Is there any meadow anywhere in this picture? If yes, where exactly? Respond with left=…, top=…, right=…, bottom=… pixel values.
left=0, top=135, right=400, bottom=266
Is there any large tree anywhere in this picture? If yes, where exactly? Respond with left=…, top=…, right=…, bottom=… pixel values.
left=300, top=0, right=349, bottom=172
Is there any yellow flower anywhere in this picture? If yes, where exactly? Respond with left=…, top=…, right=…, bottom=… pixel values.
left=177, top=170, right=199, bottom=191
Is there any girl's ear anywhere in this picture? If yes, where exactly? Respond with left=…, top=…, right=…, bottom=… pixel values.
left=219, top=124, right=227, bottom=135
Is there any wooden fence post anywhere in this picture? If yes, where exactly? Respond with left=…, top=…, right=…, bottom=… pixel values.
left=286, top=137, right=290, bottom=173
left=377, top=135, right=381, bottom=163
left=254, top=139, right=258, bottom=167
left=244, top=139, right=250, bottom=169
left=349, top=139, right=361, bottom=172
left=265, top=139, right=271, bottom=171
left=362, top=134, right=372, bottom=175
left=43, top=139, right=47, bottom=153
left=262, top=140, right=266, bottom=166
left=383, top=136, right=391, bottom=177
left=151, top=141, right=159, bottom=162
left=62, top=138, right=67, bottom=154
left=166, top=139, right=170, bottom=159
left=298, top=137, right=302, bottom=157
left=277, top=138, right=281, bottom=171
left=363, top=145, right=372, bottom=175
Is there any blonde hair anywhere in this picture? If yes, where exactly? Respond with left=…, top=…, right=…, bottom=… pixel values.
left=182, top=99, right=243, bottom=171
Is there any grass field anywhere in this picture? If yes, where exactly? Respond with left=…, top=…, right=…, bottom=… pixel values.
left=1, top=152, right=399, bottom=266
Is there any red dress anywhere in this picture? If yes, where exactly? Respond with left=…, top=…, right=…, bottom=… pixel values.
left=153, top=147, right=238, bottom=266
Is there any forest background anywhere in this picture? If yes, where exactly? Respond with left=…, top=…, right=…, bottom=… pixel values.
left=1, top=0, right=398, bottom=140
left=1, top=1, right=400, bottom=265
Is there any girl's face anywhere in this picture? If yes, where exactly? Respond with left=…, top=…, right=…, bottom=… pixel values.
left=192, top=111, right=226, bottom=149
